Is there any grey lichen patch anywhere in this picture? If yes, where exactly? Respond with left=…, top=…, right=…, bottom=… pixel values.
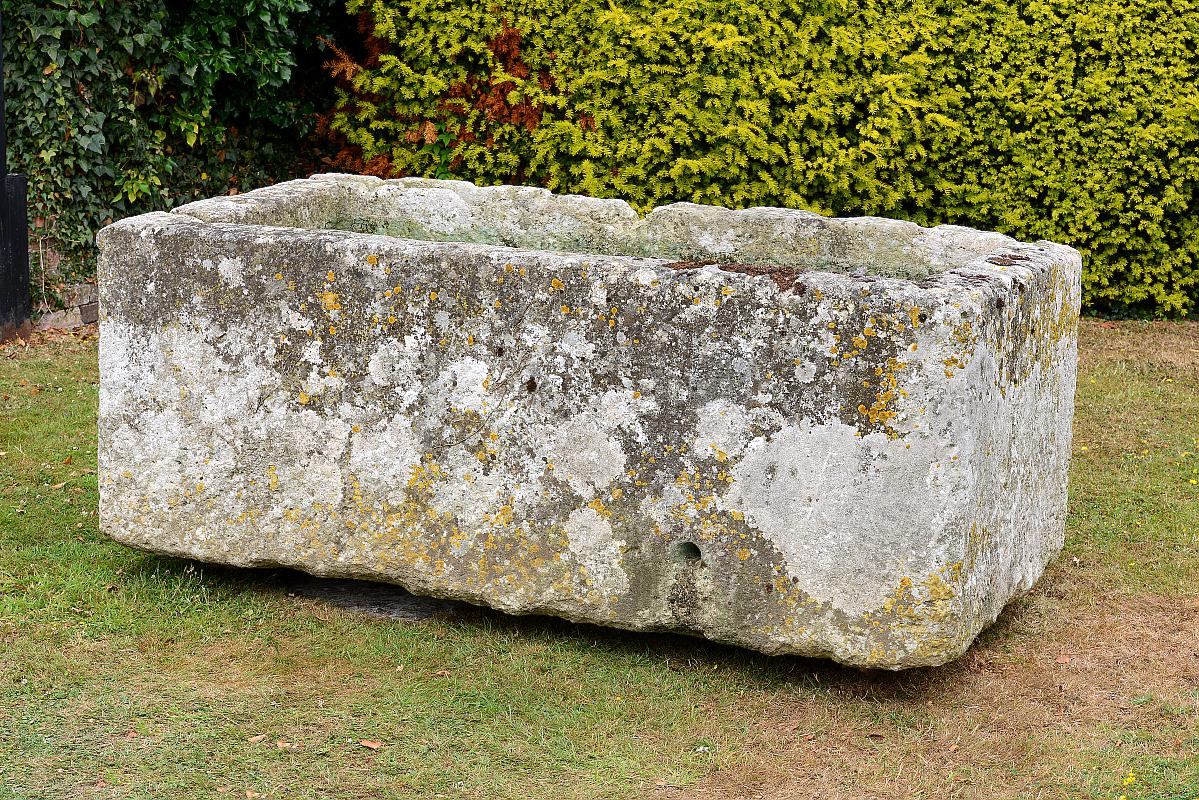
left=98, top=179, right=1081, bottom=669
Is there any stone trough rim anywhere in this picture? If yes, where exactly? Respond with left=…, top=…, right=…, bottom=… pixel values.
left=158, top=173, right=1080, bottom=296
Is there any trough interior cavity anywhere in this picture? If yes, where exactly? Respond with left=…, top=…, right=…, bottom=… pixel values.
left=293, top=177, right=1013, bottom=281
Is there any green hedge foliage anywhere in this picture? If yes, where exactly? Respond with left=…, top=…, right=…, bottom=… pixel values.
left=4, top=0, right=339, bottom=302
left=327, top=0, right=1199, bottom=317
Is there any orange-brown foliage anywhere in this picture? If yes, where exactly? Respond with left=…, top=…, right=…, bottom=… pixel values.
left=318, top=19, right=548, bottom=177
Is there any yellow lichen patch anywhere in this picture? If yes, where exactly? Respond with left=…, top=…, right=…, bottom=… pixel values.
left=486, top=504, right=515, bottom=527
left=365, top=255, right=378, bottom=266
left=856, top=357, right=908, bottom=434
left=952, top=319, right=975, bottom=347
left=550, top=277, right=565, bottom=291
left=587, top=498, right=612, bottom=519
left=274, top=272, right=283, bottom=280
left=297, top=391, right=310, bottom=405
left=923, top=562, right=962, bottom=602
left=881, top=576, right=915, bottom=615
left=908, top=306, right=922, bottom=329
left=856, top=562, right=967, bottom=662
left=429, top=291, right=438, bottom=302
left=737, top=548, right=750, bottom=561
left=665, top=467, right=752, bottom=547
left=319, top=291, right=341, bottom=312
left=326, top=270, right=336, bottom=282
left=267, top=465, right=279, bottom=491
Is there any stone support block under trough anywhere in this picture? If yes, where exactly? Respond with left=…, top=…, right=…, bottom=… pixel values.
left=97, top=175, right=1081, bottom=668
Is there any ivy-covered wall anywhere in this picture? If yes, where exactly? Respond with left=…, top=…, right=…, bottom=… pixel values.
left=4, top=0, right=340, bottom=305
left=325, top=0, right=1199, bottom=317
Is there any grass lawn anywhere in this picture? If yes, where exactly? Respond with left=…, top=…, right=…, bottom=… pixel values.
left=1, top=320, right=1197, bottom=799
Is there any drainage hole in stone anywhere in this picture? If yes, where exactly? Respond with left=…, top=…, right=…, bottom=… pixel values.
left=525, top=377, right=537, bottom=393
left=918, top=311, right=928, bottom=324
left=672, top=541, right=702, bottom=563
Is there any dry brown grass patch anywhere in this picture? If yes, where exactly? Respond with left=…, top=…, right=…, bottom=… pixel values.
left=677, top=588, right=1198, bottom=800
left=1078, top=319, right=1199, bottom=375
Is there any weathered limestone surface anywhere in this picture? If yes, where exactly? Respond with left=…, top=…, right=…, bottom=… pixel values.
left=97, top=175, right=1081, bottom=668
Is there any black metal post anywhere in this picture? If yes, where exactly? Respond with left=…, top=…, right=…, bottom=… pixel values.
left=0, top=8, right=31, bottom=342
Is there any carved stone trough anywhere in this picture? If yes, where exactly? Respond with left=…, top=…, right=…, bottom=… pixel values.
left=97, top=175, right=1080, bottom=668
